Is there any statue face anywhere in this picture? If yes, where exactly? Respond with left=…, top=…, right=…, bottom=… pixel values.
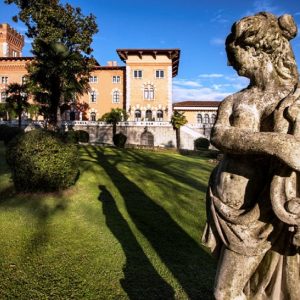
left=226, top=36, right=258, bottom=78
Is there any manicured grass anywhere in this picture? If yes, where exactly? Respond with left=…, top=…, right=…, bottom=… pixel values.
left=0, top=142, right=216, bottom=299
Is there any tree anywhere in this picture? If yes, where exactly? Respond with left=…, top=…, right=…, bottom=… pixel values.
left=5, top=83, right=29, bottom=127
left=170, top=111, right=187, bottom=150
left=5, top=0, right=98, bottom=128
left=100, top=108, right=128, bottom=136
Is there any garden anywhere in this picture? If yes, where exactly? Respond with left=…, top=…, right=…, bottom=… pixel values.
left=0, top=140, right=216, bottom=299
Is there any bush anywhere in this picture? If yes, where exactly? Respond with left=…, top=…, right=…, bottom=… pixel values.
left=61, top=130, right=79, bottom=144
left=61, top=130, right=89, bottom=144
left=113, top=132, right=127, bottom=148
left=194, top=137, right=210, bottom=150
left=77, top=130, right=89, bottom=143
left=6, top=129, right=79, bottom=192
left=0, top=124, right=24, bottom=144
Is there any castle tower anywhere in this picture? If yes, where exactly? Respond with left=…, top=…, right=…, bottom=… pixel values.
left=0, top=23, right=24, bottom=57
left=117, top=49, right=180, bottom=121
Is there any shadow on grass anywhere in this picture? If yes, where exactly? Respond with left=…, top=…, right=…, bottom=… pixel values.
left=85, top=146, right=215, bottom=300
left=0, top=189, right=68, bottom=255
left=99, top=185, right=174, bottom=299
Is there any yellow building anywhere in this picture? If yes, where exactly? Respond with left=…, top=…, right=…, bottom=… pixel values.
left=173, top=100, right=220, bottom=136
left=117, top=49, right=179, bottom=121
left=0, top=23, right=181, bottom=123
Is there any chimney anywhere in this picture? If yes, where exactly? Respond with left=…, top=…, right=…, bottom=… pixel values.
left=107, top=61, right=118, bottom=66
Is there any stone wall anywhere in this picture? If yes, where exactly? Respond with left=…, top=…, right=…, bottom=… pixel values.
left=70, top=121, right=209, bottom=150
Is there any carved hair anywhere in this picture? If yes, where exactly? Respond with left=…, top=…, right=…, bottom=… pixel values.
left=226, top=12, right=298, bottom=86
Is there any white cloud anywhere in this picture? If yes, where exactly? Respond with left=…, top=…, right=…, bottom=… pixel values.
left=173, top=79, right=202, bottom=87
left=210, top=38, right=225, bottom=46
left=198, top=73, right=224, bottom=78
left=245, top=0, right=282, bottom=16
left=172, top=74, right=250, bottom=102
left=173, top=86, right=230, bottom=101
left=24, top=38, right=32, bottom=44
left=210, top=10, right=229, bottom=24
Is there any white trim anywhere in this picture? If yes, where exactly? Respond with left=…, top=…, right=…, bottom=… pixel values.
left=126, top=66, right=131, bottom=112
left=167, top=66, right=172, bottom=121
left=173, top=106, right=219, bottom=111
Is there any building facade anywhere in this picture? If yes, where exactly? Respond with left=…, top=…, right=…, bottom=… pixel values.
left=0, top=23, right=223, bottom=148
left=0, top=23, right=181, bottom=123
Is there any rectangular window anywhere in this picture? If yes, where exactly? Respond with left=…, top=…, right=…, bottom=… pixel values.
left=156, top=70, right=164, bottom=78
left=133, top=70, right=142, bottom=79
left=1, top=76, right=8, bottom=84
left=112, top=75, right=120, bottom=83
left=90, top=91, right=97, bottom=102
left=89, top=76, right=98, bottom=83
left=1, top=92, right=7, bottom=102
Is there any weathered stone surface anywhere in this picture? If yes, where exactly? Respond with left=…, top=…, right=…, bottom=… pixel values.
left=202, top=12, right=300, bottom=299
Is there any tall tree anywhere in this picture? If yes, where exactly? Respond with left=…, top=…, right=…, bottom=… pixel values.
left=6, top=83, right=29, bottom=127
left=170, top=111, right=188, bottom=150
left=100, top=108, right=128, bottom=136
left=5, top=0, right=98, bottom=128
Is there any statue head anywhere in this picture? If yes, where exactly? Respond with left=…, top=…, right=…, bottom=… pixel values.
left=226, top=12, right=298, bottom=87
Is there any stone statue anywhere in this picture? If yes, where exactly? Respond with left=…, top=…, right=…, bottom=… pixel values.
left=202, top=12, right=300, bottom=299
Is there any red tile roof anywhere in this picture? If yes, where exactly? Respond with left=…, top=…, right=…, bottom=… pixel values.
left=173, top=101, right=221, bottom=107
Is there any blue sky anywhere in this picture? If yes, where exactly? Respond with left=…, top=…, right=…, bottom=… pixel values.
left=1, top=0, right=300, bottom=102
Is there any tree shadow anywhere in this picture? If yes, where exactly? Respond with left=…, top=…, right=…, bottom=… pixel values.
left=0, top=191, right=68, bottom=256
left=86, top=146, right=215, bottom=299
left=99, top=185, right=174, bottom=299
left=123, top=149, right=211, bottom=191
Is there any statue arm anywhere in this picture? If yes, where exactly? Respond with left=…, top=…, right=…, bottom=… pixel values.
left=211, top=97, right=300, bottom=171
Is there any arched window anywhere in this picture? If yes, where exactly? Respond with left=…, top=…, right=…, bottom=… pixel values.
left=112, top=90, right=120, bottom=103
left=145, top=110, right=152, bottom=121
left=90, top=112, right=96, bottom=121
left=144, top=84, right=154, bottom=100
left=197, top=113, right=202, bottom=123
left=211, top=114, right=216, bottom=124
left=157, top=110, right=163, bottom=121
left=204, top=114, right=210, bottom=124
left=135, top=109, right=141, bottom=121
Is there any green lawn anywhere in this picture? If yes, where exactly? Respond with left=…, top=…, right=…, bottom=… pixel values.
left=0, top=142, right=216, bottom=299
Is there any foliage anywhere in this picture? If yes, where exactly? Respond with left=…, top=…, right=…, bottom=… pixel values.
left=0, top=124, right=24, bottom=144
left=61, top=129, right=79, bottom=144
left=27, top=104, right=40, bottom=120
left=77, top=130, right=89, bottom=143
left=170, top=111, right=188, bottom=150
left=113, top=132, right=127, bottom=148
left=0, top=144, right=215, bottom=299
left=100, top=108, right=128, bottom=135
left=5, top=83, right=29, bottom=127
left=6, top=129, right=79, bottom=192
left=194, top=137, right=210, bottom=150
left=5, top=0, right=98, bottom=127
left=0, top=103, right=7, bottom=119
left=170, top=111, right=188, bottom=129
left=61, top=129, right=89, bottom=144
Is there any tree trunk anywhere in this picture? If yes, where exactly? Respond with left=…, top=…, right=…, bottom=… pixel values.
left=113, top=123, right=117, bottom=136
left=18, top=112, right=22, bottom=128
left=176, top=128, right=180, bottom=150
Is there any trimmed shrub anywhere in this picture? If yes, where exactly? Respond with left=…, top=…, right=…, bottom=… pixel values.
left=77, top=130, right=89, bottom=143
left=6, top=129, right=79, bottom=192
left=113, top=132, right=127, bottom=148
left=0, top=125, right=24, bottom=144
left=60, top=130, right=89, bottom=144
left=194, top=137, right=210, bottom=150
left=61, top=130, right=79, bottom=144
